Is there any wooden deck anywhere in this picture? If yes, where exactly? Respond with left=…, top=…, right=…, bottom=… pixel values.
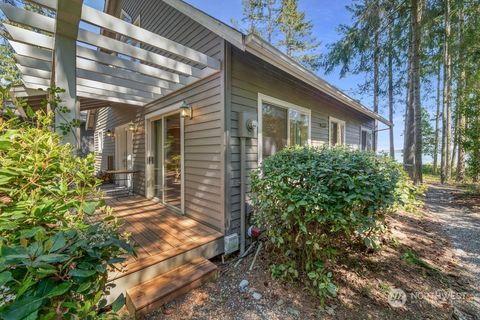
left=102, top=196, right=224, bottom=306
left=105, top=196, right=223, bottom=276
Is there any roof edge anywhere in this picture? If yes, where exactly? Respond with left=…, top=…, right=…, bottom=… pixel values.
left=244, top=34, right=392, bottom=126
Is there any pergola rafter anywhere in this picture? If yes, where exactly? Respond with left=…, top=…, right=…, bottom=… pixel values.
left=0, top=0, right=221, bottom=144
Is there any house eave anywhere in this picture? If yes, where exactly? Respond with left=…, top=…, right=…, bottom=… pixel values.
left=244, top=34, right=392, bottom=127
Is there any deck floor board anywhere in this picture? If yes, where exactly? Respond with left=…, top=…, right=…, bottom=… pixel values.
left=104, top=196, right=223, bottom=276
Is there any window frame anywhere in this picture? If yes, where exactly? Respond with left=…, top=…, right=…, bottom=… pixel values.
left=329, top=116, right=346, bottom=146
left=257, top=93, right=311, bottom=164
left=360, top=126, right=373, bottom=151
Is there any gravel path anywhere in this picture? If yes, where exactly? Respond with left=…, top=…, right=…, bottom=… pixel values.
left=425, top=183, right=480, bottom=319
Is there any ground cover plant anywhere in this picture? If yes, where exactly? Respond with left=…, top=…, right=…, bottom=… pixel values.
left=0, top=87, right=133, bottom=319
left=251, top=146, right=420, bottom=302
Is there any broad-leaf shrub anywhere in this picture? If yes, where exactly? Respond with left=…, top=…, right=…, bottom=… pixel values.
left=251, top=146, right=419, bottom=301
left=0, top=94, right=133, bottom=319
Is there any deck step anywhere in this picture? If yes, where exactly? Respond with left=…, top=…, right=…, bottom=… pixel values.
left=126, top=257, right=217, bottom=318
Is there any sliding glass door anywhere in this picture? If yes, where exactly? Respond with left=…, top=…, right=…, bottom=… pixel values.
left=151, top=113, right=182, bottom=212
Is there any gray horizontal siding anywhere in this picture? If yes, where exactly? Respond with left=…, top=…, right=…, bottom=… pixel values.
left=226, top=47, right=375, bottom=236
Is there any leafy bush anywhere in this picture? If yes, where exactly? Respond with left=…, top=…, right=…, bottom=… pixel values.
left=0, top=90, right=133, bottom=319
left=251, top=146, right=419, bottom=302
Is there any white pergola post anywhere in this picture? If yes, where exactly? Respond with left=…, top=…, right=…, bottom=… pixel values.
left=53, top=0, right=83, bottom=147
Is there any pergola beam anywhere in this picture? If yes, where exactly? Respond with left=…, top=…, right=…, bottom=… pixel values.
left=30, top=0, right=220, bottom=69
left=18, top=64, right=160, bottom=101
left=9, top=41, right=178, bottom=91
left=0, top=1, right=223, bottom=110
left=1, top=4, right=213, bottom=77
left=22, top=76, right=145, bottom=106
left=5, top=26, right=192, bottom=87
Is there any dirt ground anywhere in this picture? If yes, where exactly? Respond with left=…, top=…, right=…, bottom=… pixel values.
left=144, top=183, right=479, bottom=320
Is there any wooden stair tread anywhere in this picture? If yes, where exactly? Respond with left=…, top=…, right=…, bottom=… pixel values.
left=126, top=257, right=217, bottom=317
left=110, top=232, right=223, bottom=280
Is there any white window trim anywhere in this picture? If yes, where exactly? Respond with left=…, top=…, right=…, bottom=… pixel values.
left=257, top=93, right=312, bottom=164
left=360, top=126, right=373, bottom=151
left=329, top=116, right=346, bottom=146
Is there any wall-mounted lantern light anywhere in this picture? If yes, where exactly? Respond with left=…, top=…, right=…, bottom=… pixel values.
left=127, top=121, right=137, bottom=132
left=106, top=129, right=114, bottom=137
left=179, top=100, right=192, bottom=119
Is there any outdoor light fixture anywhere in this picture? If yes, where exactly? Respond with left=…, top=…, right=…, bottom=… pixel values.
left=179, top=100, right=192, bottom=119
left=127, top=121, right=137, bottom=132
left=319, top=120, right=328, bottom=128
left=106, top=129, right=114, bottom=137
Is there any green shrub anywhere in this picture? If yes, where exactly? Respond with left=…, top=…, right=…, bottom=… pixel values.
left=251, top=146, right=419, bottom=302
left=0, top=91, right=133, bottom=319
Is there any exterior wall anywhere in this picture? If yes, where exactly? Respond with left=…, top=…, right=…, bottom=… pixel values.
left=224, top=46, right=376, bottom=236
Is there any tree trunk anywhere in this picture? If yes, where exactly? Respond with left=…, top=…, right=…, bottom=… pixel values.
left=441, top=0, right=452, bottom=184
left=412, top=0, right=423, bottom=184
left=388, top=24, right=395, bottom=159
left=266, top=0, right=275, bottom=43
left=433, top=59, right=441, bottom=175
left=373, top=31, right=379, bottom=152
left=404, top=25, right=415, bottom=180
left=451, top=123, right=457, bottom=173
left=456, top=0, right=466, bottom=182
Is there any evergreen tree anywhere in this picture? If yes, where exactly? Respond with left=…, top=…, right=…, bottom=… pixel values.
left=277, top=0, right=321, bottom=70
left=241, top=0, right=266, bottom=36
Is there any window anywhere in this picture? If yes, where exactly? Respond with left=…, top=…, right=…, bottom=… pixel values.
left=95, top=130, right=104, bottom=153
left=361, top=127, right=373, bottom=151
left=258, top=93, right=311, bottom=162
left=118, top=10, right=141, bottom=62
left=329, top=117, right=346, bottom=146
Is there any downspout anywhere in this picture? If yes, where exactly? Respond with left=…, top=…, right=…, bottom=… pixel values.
left=238, top=112, right=257, bottom=256
left=240, top=136, right=246, bottom=256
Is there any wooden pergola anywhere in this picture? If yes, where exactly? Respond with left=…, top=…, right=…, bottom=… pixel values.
left=0, top=0, right=221, bottom=145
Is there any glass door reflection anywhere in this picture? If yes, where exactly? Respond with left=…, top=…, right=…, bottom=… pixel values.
left=152, top=113, right=182, bottom=211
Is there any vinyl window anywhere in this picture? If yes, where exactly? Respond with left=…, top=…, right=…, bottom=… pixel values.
left=258, top=93, right=311, bottom=163
left=329, top=117, right=346, bottom=146
left=360, top=127, right=373, bottom=151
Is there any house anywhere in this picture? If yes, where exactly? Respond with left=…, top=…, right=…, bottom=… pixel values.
left=1, top=0, right=390, bottom=316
